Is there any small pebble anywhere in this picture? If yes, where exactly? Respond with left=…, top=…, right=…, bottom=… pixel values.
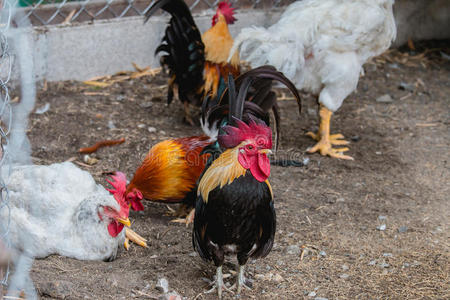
left=148, top=127, right=157, bottom=133
left=398, top=82, right=415, bottom=92
left=307, top=108, right=317, bottom=116
left=350, top=135, right=361, bottom=142
left=286, top=245, right=301, bottom=255
left=379, top=261, right=390, bottom=268
left=155, top=278, right=169, bottom=294
left=340, top=274, right=349, bottom=279
left=137, top=124, right=146, bottom=129
left=342, top=264, right=349, bottom=271
left=376, top=94, right=393, bottom=103
left=273, top=273, right=284, bottom=283
left=108, top=120, right=116, bottom=129
left=188, top=252, right=197, bottom=257
left=362, top=84, right=369, bottom=92
left=315, top=298, right=329, bottom=300
left=140, top=101, right=153, bottom=108
left=35, top=103, right=50, bottom=114
left=308, top=291, right=317, bottom=297
left=387, top=63, right=399, bottom=69
left=377, top=224, right=386, bottom=231
left=378, top=215, right=387, bottom=221
left=368, top=259, right=377, bottom=266
left=83, top=154, right=98, bottom=165
left=319, top=251, right=327, bottom=257
left=159, top=130, right=166, bottom=135
left=383, top=253, right=393, bottom=257
left=116, top=95, right=125, bottom=101
left=398, top=226, right=408, bottom=233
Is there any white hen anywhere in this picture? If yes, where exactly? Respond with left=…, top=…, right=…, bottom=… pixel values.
left=0, top=162, right=131, bottom=261
left=230, top=0, right=396, bottom=159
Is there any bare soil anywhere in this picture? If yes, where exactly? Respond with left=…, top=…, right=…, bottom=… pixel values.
left=18, top=42, right=450, bottom=299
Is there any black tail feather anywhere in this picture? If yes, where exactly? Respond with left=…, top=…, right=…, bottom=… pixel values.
left=145, top=0, right=205, bottom=106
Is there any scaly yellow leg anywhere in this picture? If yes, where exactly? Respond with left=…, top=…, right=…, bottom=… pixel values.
left=124, top=228, right=148, bottom=250
left=306, top=105, right=353, bottom=160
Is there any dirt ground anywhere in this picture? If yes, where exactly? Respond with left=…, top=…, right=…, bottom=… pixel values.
left=17, top=42, right=449, bottom=299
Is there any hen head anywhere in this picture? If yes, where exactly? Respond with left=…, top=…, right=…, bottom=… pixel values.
left=212, top=1, right=236, bottom=26
left=218, top=118, right=272, bottom=182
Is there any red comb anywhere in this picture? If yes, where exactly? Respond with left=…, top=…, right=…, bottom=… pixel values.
left=213, top=1, right=236, bottom=26
left=218, top=118, right=272, bottom=149
left=106, top=172, right=127, bottom=196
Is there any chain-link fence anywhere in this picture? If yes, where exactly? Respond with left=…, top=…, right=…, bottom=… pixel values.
left=0, top=0, right=14, bottom=295
left=1, top=0, right=38, bottom=297
left=17, top=0, right=296, bottom=26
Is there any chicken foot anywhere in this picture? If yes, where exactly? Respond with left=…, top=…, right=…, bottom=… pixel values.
left=203, top=266, right=234, bottom=300
left=124, top=228, right=148, bottom=250
left=170, top=208, right=195, bottom=226
left=229, top=265, right=252, bottom=295
left=306, top=105, right=353, bottom=160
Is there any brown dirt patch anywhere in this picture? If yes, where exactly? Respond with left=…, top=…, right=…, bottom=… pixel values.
left=15, top=42, right=450, bottom=299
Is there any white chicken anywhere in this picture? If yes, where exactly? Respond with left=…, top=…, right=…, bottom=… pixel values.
left=0, top=162, right=133, bottom=261
left=230, top=0, right=397, bottom=159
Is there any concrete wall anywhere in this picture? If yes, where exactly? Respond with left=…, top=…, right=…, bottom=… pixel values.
left=8, top=9, right=283, bottom=83
left=8, top=1, right=450, bottom=83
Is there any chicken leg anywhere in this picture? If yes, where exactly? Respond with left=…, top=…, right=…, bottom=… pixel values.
left=204, top=266, right=234, bottom=299
left=232, top=264, right=252, bottom=295
left=306, top=105, right=353, bottom=160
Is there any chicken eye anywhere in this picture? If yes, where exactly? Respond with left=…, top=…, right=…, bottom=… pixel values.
left=247, top=145, right=253, bottom=150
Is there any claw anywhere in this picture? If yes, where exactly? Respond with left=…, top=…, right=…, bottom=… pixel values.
left=202, top=266, right=234, bottom=299
left=125, top=228, right=148, bottom=249
left=170, top=208, right=195, bottom=227
left=306, top=105, right=354, bottom=160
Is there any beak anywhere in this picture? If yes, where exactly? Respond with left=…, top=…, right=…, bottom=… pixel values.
left=259, top=149, right=272, bottom=155
left=117, top=217, right=131, bottom=227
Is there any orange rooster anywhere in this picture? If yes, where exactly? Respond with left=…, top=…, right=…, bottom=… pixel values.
left=145, top=0, right=240, bottom=125
left=108, top=66, right=301, bottom=227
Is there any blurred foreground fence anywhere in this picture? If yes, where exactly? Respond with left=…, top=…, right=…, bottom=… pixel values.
left=17, top=0, right=295, bottom=26
left=0, top=0, right=13, bottom=294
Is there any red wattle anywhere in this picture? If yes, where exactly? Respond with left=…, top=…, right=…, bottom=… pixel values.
left=238, top=152, right=251, bottom=169
left=250, top=153, right=270, bottom=182
left=108, top=221, right=124, bottom=237
left=131, top=199, right=144, bottom=211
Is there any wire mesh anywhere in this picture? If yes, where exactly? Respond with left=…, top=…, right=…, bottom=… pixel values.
left=17, top=0, right=296, bottom=26
left=0, top=0, right=14, bottom=292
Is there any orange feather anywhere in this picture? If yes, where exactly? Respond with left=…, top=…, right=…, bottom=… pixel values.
left=202, top=13, right=240, bottom=98
left=126, top=136, right=211, bottom=202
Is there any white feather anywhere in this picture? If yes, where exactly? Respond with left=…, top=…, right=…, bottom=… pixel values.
left=230, top=0, right=396, bottom=112
left=1, top=162, right=125, bottom=261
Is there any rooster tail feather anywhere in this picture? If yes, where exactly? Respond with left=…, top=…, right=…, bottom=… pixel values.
left=145, top=0, right=205, bottom=105
left=144, top=0, right=194, bottom=25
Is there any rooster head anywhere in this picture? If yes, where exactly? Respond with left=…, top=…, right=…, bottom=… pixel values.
left=212, top=1, right=236, bottom=26
left=218, top=118, right=272, bottom=182
left=106, top=171, right=144, bottom=212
